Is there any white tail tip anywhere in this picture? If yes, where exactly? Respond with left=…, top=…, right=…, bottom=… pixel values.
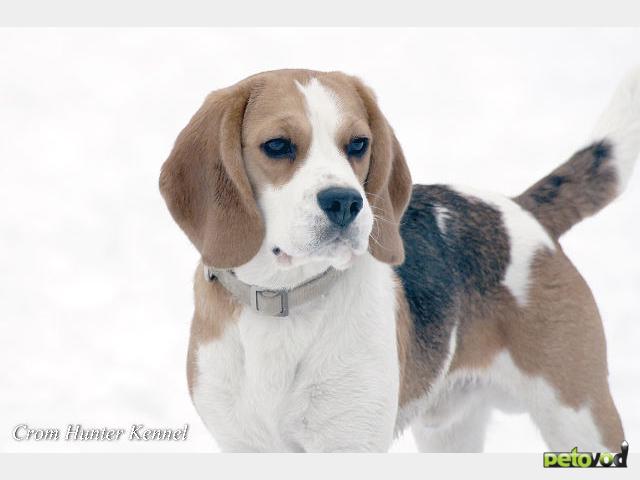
left=591, top=67, right=640, bottom=194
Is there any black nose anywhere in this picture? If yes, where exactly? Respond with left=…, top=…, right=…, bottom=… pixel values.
left=317, top=187, right=364, bottom=228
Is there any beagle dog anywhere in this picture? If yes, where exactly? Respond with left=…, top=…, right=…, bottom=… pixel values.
left=160, top=69, right=639, bottom=452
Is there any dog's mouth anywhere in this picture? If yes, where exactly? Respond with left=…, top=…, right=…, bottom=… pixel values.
left=272, top=231, right=367, bottom=270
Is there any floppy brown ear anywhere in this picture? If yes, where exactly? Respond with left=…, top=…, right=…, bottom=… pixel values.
left=159, top=82, right=264, bottom=269
left=354, top=79, right=412, bottom=265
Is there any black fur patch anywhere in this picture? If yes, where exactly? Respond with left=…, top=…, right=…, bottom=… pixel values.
left=530, top=175, right=569, bottom=204
left=394, top=184, right=511, bottom=381
left=396, top=185, right=510, bottom=321
left=589, top=141, right=612, bottom=173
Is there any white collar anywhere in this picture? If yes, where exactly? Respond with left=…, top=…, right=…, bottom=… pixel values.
left=204, top=265, right=342, bottom=317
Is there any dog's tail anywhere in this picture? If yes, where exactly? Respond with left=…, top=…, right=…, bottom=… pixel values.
left=515, top=68, right=640, bottom=239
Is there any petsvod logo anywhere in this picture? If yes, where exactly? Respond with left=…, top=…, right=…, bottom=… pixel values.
left=543, top=441, right=628, bottom=468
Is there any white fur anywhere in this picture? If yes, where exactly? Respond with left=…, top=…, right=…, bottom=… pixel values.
left=411, top=350, right=605, bottom=452
left=591, top=67, right=640, bottom=194
left=192, top=254, right=399, bottom=452
left=433, top=205, right=450, bottom=234
left=235, top=78, right=374, bottom=287
left=452, top=186, right=555, bottom=306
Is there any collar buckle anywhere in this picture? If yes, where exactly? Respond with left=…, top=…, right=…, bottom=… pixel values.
left=250, top=286, right=289, bottom=317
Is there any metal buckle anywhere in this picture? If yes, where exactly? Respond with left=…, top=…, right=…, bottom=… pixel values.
left=250, top=287, right=289, bottom=317
left=205, top=266, right=216, bottom=282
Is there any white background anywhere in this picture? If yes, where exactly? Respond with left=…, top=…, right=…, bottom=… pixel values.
left=1, top=28, right=638, bottom=453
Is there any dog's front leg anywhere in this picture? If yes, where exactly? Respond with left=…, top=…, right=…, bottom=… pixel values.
left=292, top=356, right=400, bottom=452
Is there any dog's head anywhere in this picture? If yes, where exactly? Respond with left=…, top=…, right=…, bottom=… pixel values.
left=160, top=70, right=411, bottom=273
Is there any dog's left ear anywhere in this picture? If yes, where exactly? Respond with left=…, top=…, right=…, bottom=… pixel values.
left=353, top=78, right=412, bottom=265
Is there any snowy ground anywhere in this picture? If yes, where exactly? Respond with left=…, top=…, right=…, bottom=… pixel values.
left=1, top=28, right=639, bottom=453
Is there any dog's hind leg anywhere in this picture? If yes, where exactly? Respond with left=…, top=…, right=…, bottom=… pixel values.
left=410, top=387, right=493, bottom=453
left=411, top=404, right=492, bottom=452
left=525, top=382, right=624, bottom=453
left=492, top=242, right=626, bottom=453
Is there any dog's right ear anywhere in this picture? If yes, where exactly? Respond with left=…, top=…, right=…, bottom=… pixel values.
left=159, top=82, right=265, bottom=269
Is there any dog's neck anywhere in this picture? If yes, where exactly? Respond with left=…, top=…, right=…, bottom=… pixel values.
left=208, top=252, right=363, bottom=318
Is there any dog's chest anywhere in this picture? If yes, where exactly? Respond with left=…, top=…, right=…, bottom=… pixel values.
left=194, top=313, right=320, bottom=451
left=191, top=258, right=400, bottom=452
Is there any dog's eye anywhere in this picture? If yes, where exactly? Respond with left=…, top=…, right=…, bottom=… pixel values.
left=262, top=138, right=296, bottom=160
left=346, top=137, right=369, bottom=158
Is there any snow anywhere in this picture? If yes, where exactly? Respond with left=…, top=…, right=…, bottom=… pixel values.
left=1, top=28, right=638, bottom=452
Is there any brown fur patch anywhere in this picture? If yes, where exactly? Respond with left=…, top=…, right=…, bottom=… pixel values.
left=242, top=70, right=314, bottom=189
left=507, top=249, right=623, bottom=450
left=186, top=262, right=241, bottom=396
left=447, top=247, right=624, bottom=450
left=515, top=142, right=619, bottom=238
left=394, top=277, right=413, bottom=406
